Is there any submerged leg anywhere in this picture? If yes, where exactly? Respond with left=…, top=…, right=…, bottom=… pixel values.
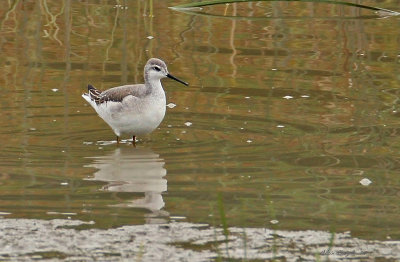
left=132, top=136, right=136, bottom=147
left=116, top=136, right=120, bottom=145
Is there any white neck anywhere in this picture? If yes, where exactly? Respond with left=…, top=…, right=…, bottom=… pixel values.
left=147, top=78, right=165, bottom=98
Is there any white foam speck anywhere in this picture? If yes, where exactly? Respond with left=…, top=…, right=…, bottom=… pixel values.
left=184, top=122, right=192, bottom=127
left=360, top=178, right=372, bottom=186
left=167, top=103, right=176, bottom=108
left=170, top=216, right=186, bottom=220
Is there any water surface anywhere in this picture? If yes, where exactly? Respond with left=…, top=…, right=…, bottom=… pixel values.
left=0, top=0, right=399, bottom=243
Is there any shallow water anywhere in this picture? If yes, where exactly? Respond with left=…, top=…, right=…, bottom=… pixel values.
left=0, top=0, right=399, bottom=246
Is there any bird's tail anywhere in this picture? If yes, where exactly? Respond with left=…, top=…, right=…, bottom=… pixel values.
left=85, top=84, right=102, bottom=104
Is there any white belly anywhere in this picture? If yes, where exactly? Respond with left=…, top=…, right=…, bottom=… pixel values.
left=117, top=102, right=166, bottom=136
left=94, top=93, right=166, bottom=137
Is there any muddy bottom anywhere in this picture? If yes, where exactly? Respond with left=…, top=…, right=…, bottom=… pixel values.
left=0, top=218, right=399, bottom=261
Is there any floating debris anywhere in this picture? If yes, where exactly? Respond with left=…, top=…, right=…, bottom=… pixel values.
left=359, top=178, right=372, bottom=186
left=184, top=122, right=192, bottom=127
left=167, top=103, right=176, bottom=108
left=51, top=88, right=58, bottom=92
left=46, top=212, right=77, bottom=216
left=283, top=95, right=293, bottom=99
left=113, top=5, right=128, bottom=9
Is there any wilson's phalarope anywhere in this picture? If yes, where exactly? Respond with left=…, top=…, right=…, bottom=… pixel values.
left=82, top=58, right=188, bottom=145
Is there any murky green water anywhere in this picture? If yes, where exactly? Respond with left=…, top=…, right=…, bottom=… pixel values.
left=0, top=0, right=399, bottom=244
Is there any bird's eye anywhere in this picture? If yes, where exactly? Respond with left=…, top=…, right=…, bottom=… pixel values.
left=153, top=66, right=161, bottom=72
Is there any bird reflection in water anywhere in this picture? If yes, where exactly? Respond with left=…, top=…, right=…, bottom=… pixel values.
left=84, top=147, right=168, bottom=223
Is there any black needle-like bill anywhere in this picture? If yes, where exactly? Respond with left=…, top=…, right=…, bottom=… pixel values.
left=167, top=73, right=189, bottom=86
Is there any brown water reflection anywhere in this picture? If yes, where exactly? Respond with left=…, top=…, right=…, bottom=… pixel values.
left=0, top=0, right=399, bottom=242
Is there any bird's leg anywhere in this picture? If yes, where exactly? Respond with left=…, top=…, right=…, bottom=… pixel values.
left=132, top=136, right=136, bottom=147
left=116, top=136, right=120, bottom=145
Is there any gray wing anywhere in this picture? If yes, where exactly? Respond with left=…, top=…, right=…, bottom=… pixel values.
left=90, top=84, right=147, bottom=105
